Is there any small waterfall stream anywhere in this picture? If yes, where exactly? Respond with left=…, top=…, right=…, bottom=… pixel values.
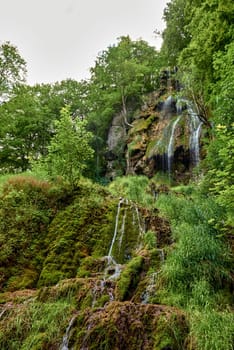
left=167, top=115, right=181, bottom=175
left=187, top=103, right=203, bottom=167
left=118, top=206, right=127, bottom=252
left=60, top=315, right=77, bottom=350
left=134, top=204, right=145, bottom=248
left=141, top=248, right=165, bottom=304
left=108, top=198, right=124, bottom=258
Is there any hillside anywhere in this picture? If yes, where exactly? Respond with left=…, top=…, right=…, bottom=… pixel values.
left=0, top=0, right=233, bottom=349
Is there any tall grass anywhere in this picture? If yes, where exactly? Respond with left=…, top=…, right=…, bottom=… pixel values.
left=108, top=175, right=155, bottom=208
left=189, top=309, right=234, bottom=350
left=155, top=190, right=233, bottom=349
left=0, top=300, right=74, bottom=350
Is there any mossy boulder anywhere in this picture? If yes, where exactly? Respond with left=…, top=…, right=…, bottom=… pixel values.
left=69, top=302, right=189, bottom=350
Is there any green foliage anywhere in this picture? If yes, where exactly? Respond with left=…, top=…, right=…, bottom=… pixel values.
left=0, top=41, right=26, bottom=99
left=0, top=85, right=53, bottom=172
left=211, top=41, right=234, bottom=126
left=108, top=175, right=154, bottom=208
left=144, top=231, right=157, bottom=250
left=156, top=189, right=233, bottom=348
left=161, top=0, right=190, bottom=66
left=33, top=106, right=94, bottom=187
left=0, top=300, right=74, bottom=350
left=86, top=36, right=162, bottom=177
left=189, top=309, right=234, bottom=350
left=156, top=192, right=232, bottom=307
left=204, top=124, right=234, bottom=227
left=0, top=79, right=89, bottom=173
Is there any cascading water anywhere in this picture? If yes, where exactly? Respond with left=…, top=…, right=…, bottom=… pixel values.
left=118, top=206, right=127, bottom=252
left=167, top=115, right=181, bottom=175
left=141, top=248, right=165, bottom=304
left=187, top=103, right=203, bottom=167
left=104, top=197, right=125, bottom=281
left=134, top=205, right=145, bottom=238
left=107, top=198, right=124, bottom=259
left=141, top=272, right=159, bottom=304
left=60, top=315, right=77, bottom=350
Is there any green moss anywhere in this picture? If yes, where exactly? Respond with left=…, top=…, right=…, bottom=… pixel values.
left=130, top=114, right=157, bottom=134
left=128, top=135, right=145, bottom=156
left=116, top=256, right=144, bottom=301
left=69, top=302, right=188, bottom=350
left=0, top=175, right=71, bottom=291
left=37, top=192, right=117, bottom=286
left=153, top=314, right=188, bottom=350
left=146, top=138, right=167, bottom=158
left=6, top=269, right=39, bottom=291
left=77, top=256, right=106, bottom=278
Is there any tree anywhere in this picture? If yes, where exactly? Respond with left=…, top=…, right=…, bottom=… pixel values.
left=90, top=36, right=160, bottom=127
left=160, top=0, right=191, bottom=66
left=0, top=41, right=27, bottom=100
left=0, top=84, right=51, bottom=172
left=0, top=80, right=90, bottom=173
left=204, top=124, right=234, bottom=228
left=34, top=106, right=94, bottom=187
left=87, top=36, right=161, bottom=178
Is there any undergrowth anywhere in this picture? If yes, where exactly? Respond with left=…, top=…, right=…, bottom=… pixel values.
left=156, top=189, right=234, bottom=349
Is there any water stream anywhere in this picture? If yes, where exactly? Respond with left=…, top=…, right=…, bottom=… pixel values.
left=141, top=248, right=165, bottom=304
left=118, top=207, right=127, bottom=252
left=187, top=103, right=203, bottom=167
left=167, top=115, right=181, bottom=175
left=60, top=315, right=77, bottom=350
left=107, top=198, right=124, bottom=258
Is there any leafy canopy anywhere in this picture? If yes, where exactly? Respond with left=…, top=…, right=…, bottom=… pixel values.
left=33, top=106, right=94, bottom=187
left=0, top=41, right=26, bottom=100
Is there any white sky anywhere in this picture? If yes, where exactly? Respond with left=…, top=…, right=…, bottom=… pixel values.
left=0, top=0, right=168, bottom=85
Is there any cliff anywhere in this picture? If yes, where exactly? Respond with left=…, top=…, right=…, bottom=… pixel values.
left=106, top=70, right=208, bottom=183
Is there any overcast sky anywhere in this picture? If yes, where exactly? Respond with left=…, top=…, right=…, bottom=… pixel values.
left=0, top=0, right=168, bottom=85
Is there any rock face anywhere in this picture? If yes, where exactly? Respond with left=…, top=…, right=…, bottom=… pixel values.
left=106, top=71, right=207, bottom=183
left=127, top=91, right=205, bottom=183
left=106, top=113, right=127, bottom=179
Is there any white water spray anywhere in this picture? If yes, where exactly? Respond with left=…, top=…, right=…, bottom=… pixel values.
left=141, top=248, right=165, bottom=304
left=167, top=115, right=181, bottom=174
left=60, top=315, right=77, bottom=350
left=118, top=207, right=127, bottom=252
left=107, top=198, right=124, bottom=258
left=187, top=104, right=203, bottom=166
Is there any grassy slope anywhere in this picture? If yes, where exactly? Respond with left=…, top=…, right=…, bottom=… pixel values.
left=0, top=174, right=233, bottom=349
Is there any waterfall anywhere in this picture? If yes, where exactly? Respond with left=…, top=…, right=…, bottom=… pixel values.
left=118, top=207, right=127, bottom=252
left=102, top=198, right=125, bottom=281
left=187, top=104, right=203, bottom=166
left=141, top=272, right=159, bottom=304
left=107, top=198, right=124, bottom=258
left=60, top=315, right=77, bottom=350
left=135, top=205, right=144, bottom=237
left=162, top=95, right=176, bottom=115
left=167, top=115, right=181, bottom=174
left=176, top=99, right=183, bottom=115
left=141, top=248, right=165, bottom=304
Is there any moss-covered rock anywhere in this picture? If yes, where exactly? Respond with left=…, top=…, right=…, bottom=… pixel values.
left=69, top=302, right=189, bottom=350
left=0, top=175, right=72, bottom=291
